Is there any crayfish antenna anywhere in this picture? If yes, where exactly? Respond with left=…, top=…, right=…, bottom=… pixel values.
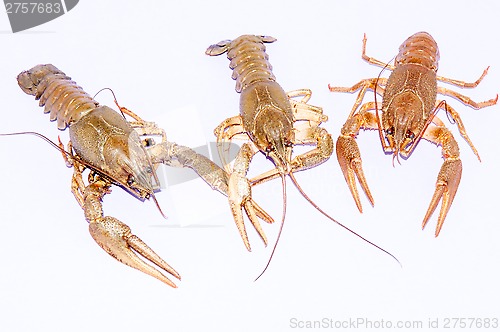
left=255, top=173, right=287, bottom=281
left=288, top=171, right=401, bottom=267
left=392, top=150, right=402, bottom=167
left=374, top=57, right=394, bottom=152
left=150, top=192, right=168, bottom=219
left=94, top=87, right=143, bottom=122
left=0, top=132, right=91, bottom=169
left=0, top=131, right=67, bottom=153
left=93, top=87, right=114, bottom=100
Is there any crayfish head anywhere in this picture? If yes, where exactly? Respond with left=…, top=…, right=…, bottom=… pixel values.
left=69, top=106, right=157, bottom=201
left=105, top=131, right=156, bottom=200
left=254, top=109, right=294, bottom=174
left=383, top=91, right=425, bottom=159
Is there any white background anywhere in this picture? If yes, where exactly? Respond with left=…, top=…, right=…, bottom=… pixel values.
left=1, top=1, right=499, bottom=331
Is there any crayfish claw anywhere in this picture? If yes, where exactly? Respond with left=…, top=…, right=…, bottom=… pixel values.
left=244, top=200, right=269, bottom=247
left=89, top=216, right=180, bottom=287
left=226, top=142, right=274, bottom=251
left=422, top=158, right=462, bottom=237
left=228, top=170, right=272, bottom=251
left=336, top=135, right=374, bottom=212
left=251, top=199, right=275, bottom=225
left=228, top=195, right=252, bottom=251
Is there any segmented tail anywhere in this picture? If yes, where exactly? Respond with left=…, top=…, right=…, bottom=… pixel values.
left=17, top=64, right=98, bottom=130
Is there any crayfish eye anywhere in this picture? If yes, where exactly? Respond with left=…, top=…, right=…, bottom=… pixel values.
left=144, top=166, right=153, bottom=175
left=406, top=130, right=415, bottom=139
left=142, top=138, right=155, bottom=147
left=264, top=145, right=274, bottom=156
left=385, top=127, right=394, bottom=136
left=127, top=174, right=135, bottom=186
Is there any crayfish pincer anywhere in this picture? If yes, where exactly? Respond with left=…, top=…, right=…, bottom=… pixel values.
left=17, top=64, right=180, bottom=287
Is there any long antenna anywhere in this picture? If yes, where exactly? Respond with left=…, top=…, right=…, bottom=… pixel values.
left=254, top=174, right=287, bottom=281
left=253, top=168, right=401, bottom=281
left=374, top=58, right=393, bottom=152
left=288, top=171, right=401, bottom=267
left=1, top=131, right=74, bottom=158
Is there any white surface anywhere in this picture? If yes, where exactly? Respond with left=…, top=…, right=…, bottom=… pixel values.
left=1, top=1, right=499, bottom=331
